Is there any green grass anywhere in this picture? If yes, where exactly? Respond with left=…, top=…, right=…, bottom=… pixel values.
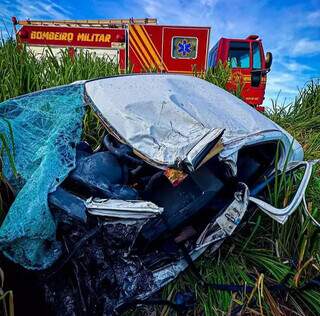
left=194, top=60, right=244, bottom=98
left=82, top=107, right=105, bottom=150
left=0, top=39, right=319, bottom=315
left=0, top=38, right=120, bottom=102
left=0, top=266, right=14, bottom=316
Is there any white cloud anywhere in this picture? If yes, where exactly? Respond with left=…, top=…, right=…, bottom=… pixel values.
left=267, top=72, right=298, bottom=94
left=0, top=0, right=12, bottom=20
left=137, top=0, right=215, bottom=26
left=200, top=0, right=218, bottom=7
left=292, top=38, right=320, bottom=56
left=0, top=0, right=71, bottom=22
left=264, top=72, right=299, bottom=106
left=0, top=0, right=72, bottom=38
left=285, top=61, right=312, bottom=72
left=306, top=10, right=320, bottom=27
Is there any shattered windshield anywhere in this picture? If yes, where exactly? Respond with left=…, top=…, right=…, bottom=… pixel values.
left=0, top=83, right=85, bottom=269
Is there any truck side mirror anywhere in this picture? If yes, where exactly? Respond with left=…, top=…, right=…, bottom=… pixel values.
left=265, top=52, right=273, bottom=70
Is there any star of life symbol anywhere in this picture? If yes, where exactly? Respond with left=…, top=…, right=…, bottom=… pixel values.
left=177, top=40, right=192, bottom=56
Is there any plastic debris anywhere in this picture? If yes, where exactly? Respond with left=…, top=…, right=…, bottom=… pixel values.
left=85, top=198, right=163, bottom=219
left=48, top=187, right=87, bottom=224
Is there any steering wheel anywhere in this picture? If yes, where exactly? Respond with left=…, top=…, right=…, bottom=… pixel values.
left=103, top=134, right=144, bottom=166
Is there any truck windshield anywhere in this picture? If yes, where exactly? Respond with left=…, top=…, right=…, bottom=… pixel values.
left=228, top=42, right=250, bottom=68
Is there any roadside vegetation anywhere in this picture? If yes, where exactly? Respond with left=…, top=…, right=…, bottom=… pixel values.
left=0, top=38, right=319, bottom=315
left=0, top=38, right=120, bottom=102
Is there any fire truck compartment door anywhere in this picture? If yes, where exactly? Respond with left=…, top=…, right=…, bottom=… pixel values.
left=26, top=46, right=119, bottom=63
left=162, top=27, right=209, bottom=73
left=27, top=46, right=66, bottom=58
left=79, top=48, right=119, bottom=62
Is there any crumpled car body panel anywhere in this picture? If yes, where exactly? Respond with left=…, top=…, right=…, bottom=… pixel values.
left=85, top=74, right=303, bottom=173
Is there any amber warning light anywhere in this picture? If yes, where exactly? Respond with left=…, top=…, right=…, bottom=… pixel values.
left=246, top=35, right=259, bottom=40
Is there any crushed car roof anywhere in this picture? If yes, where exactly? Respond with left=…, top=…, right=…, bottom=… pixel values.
left=85, top=74, right=303, bottom=171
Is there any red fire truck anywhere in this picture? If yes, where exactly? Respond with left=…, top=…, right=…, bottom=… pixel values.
left=12, top=17, right=272, bottom=111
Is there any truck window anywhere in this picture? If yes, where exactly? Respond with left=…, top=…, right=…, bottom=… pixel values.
left=228, top=42, right=250, bottom=68
left=172, top=37, right=198, bottom=59
left=252, top=42, right=262, bottom=69
left=208, top=43, right=218, bottom=67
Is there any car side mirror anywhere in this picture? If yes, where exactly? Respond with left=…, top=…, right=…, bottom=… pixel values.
left=265, top=52, right=273, bottom=70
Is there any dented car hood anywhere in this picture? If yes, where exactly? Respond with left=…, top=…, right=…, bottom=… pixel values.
left=85, top=74, right=303, bottom=173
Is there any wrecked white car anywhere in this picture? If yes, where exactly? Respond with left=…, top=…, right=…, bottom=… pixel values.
left=0, top=74, right=317, bottom=314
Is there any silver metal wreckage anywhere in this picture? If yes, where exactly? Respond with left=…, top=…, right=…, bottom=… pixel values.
left=3, top=74, right=319, bottom=314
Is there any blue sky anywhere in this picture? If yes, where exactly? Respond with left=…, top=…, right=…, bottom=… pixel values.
left=1, top=0, right=319, bottom=106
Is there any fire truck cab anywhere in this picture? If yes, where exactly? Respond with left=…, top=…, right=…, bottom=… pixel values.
left=209, top=35, right=272, bottom=110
